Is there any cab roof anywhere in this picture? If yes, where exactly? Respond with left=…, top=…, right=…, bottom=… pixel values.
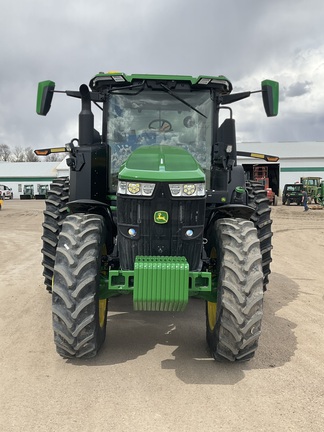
left=89, top=71, right=232, bottom=94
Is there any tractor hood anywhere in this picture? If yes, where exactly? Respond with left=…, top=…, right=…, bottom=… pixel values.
left=118, top=145, right=205, bottom=182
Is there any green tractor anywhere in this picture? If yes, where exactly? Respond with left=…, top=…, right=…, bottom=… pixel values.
left=316, top=180, right=324, bottom=206
left=36, top=72, right=279, bottom=361
left=300, top=177, right=322, bottom=203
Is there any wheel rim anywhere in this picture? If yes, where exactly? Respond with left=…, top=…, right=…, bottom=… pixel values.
left=207, top=246, right=217, bottom=331
left=207, top=301, right=217, bottom=331
left=99, top=299, right=107, bottom=328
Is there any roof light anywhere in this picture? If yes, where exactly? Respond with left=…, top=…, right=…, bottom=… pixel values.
left=112, top=75, right=125, bottom=82
left=198, top=78, right=211, bottom=85
left=210, top=79, right=231, bottom=90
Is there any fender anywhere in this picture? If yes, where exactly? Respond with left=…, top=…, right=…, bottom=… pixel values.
left=67, top=199, right=116, bottom=253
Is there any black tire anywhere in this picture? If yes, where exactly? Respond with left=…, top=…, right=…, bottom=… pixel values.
left=287, top=198, right=290, bottom=206
left=206, top=218, right=264, bottom=362
left=246, top=181, right=273, bottom=290
left=41, top=177, right=69, bottom=292
left=52, top=213, right=108, bottom=358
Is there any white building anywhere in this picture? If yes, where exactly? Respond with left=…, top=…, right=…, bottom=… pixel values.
left=0, top=142, right=323, bottom=198
left=238, top=141, right=324, bottom=195
left=0, top=159, right=69, bottom=199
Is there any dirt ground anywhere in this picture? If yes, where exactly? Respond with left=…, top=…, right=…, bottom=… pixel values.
left=0, top=199, right=323, bottom=432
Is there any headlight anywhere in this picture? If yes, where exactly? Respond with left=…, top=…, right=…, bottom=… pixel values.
left=118, top=181, right=155, bottom=196
left=169, top=183, right=205, bottom=197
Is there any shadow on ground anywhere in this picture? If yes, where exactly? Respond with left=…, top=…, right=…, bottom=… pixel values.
left=68, top=272, right=298, bottom=385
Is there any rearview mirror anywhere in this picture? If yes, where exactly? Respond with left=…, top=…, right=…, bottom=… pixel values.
left=36, top=80, right=55, bottom=116
left=261, top=80, right=279, bottom=117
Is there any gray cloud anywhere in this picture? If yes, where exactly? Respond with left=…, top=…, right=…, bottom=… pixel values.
left=1, top=0, right=324, bottom=150
left=282, top=81, right=312, bottom=99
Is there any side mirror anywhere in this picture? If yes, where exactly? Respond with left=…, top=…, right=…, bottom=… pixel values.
left=36, top=80, right=55, bottom=116
left=261, top=80, right=279, bottom=117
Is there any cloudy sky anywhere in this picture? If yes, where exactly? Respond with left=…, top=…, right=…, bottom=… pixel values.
left=1, top=0, right=324, bottom=151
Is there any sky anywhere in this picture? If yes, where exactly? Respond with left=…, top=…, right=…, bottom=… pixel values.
left=1, top=0, right=324, bottom=151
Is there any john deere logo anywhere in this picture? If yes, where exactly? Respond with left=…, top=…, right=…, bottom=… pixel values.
left=154, top=211, right=169, bottom=224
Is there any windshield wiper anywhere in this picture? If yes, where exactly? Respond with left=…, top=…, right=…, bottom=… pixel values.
left=108, top=81, right=145, bottom=95
left=159, top=83, right=207, bottom=118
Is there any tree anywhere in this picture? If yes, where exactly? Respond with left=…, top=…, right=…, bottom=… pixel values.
left=12, top=146, right=25, bottom=162
left=0, top=143, right=11, bottom=161
left=45, top=153, right=66, bottom=162
left=11, top=146, right=39, bottom=162
left=25, top=147, right=39, bottom=162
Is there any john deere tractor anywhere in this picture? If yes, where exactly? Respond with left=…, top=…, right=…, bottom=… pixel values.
left=36, top=72, right=279, bottom=361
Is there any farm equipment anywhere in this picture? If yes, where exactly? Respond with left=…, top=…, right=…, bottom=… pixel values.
left=20, top=184, right=34, bottom=199
left=35, top=72, right=279, bottom=361
left=253, top=166, right=278, bottom=205
left=282, top=183, right=303, bottom=205
left=316, top=180, right=324, bottom=206
left=300, top=177, right=322, bottom=203
left=35, top=184, right=49, bottom=199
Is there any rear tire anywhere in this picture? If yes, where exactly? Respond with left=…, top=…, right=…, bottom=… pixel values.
left=206, top=218, right=264, bottom=362
left=52, top=213, right=108, bottom=359
left=41, top=177, right=69, bottom=292
left=246, top=181, right=273, bottom=290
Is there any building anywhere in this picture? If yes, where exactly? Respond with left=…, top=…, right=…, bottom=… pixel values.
left=0, top=142, right=323, bottom=198
left=237, top=141, right=324, bottom=195
left=0, top=159, right=69, bottom=199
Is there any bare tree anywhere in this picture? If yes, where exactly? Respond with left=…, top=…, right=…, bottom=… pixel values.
left=0, top=143, right=11, bottom=161
left=12, top=146, right=25, bottom=162
left=11, top=146, right=39, bottom=162
left=45, top=153, right=66, bottom=162
left=25, top=147, right=39, bottom=162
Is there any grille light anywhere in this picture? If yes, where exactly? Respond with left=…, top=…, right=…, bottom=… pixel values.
left=128, top=228, right=137, bottom=237
left=128, top=183, right=140, bottom=194
left=169, top=183, right=205, bottom=197
left=183, top=184, right=196, bottom=195
left=118, top=181, right=155, bottom=196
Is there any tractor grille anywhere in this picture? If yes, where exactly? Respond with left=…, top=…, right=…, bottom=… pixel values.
left=117, top=183, right=205, bottom=270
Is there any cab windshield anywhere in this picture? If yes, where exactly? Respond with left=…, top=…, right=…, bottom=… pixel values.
left=106, top=89, right=213, bottom=188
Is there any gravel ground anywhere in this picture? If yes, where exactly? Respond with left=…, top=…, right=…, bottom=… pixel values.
left=0, top=199, right=323, bottom=432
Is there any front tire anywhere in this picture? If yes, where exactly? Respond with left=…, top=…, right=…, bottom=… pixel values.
left=206, top=218, right=264, bottom=362
left=52, top=213, right=108, bottom=358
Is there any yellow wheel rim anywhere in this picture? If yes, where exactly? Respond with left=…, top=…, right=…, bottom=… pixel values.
left=207, top=301, right=217, bottom=331
left=99, top=299, right=107, bottom=328
left=207, top=246, right=217, bottom=331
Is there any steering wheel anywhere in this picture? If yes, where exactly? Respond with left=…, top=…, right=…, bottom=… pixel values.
left=148, top=119, right=172, bottom=131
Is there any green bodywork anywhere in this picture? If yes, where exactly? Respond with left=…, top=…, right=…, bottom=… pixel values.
left=100, top=256, right=213, bottom=311
left=301, top=177, right=322, bottom=202
left=317, top=181, right=324, bottom=206
left=36, top=80, right=55, bottom=116
left=118, top=145, right=205, bottom=182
